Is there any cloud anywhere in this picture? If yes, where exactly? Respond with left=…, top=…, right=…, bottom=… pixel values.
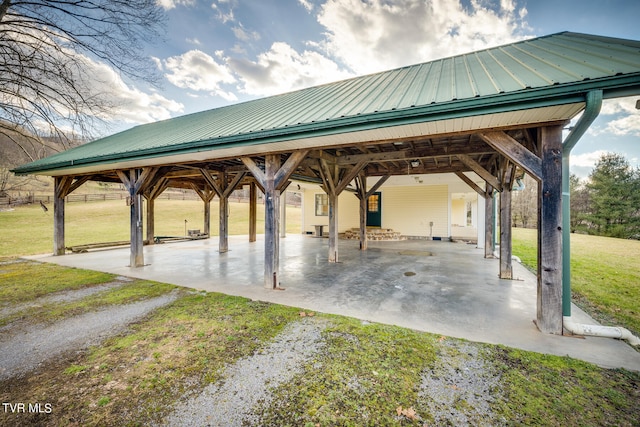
left=232, top=24, right=260, bottom=42
left=164, top=50, right=238, bottom=101
left=298, top=0, right=315, bottom=12
left=156, top=0, right=195, bottom=11
left=228, top=42, right=352, bottom=96
left=85, top=59, right=184, bottom=124
left=570, top=150, right=608, bottom=178
left=211, top=0, right=236, bottom=23
left=316, top=0, right=530, bottom=74
left=594, top=97, right=640, bottom=137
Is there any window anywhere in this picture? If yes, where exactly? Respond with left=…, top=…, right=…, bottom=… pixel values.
left=315, top=194, right=328, bottom=216
left=367, top=194, right=379, bottom=212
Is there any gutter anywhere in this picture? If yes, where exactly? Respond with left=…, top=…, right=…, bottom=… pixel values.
left=561, top=89, right=602, bottom=317
left=560, top=90, right=640, bottom=346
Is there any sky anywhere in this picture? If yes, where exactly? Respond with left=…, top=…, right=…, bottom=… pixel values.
left=95, top=0, right=640, bottom=178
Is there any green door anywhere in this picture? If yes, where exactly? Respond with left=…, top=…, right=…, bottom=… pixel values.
left=366, top=192, right=382, bottom=227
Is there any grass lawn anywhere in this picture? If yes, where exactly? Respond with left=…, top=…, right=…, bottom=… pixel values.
left=1, top=203, right=639, bottom=424
left=0, top=199, right=301, bottom=256
left=1, top=260, right=638, bottom=426
left=512, top=228, right=640, bottom=336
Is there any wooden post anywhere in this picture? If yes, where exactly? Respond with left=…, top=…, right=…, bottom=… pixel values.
left=537, top=125, right=563, bottom=334
left=52, top=175, right=90, bottom=255
left=117, top=168, right=157, bottom=267
left=242, top=151, right=308, bottom=288
left=359, top=194, right=367, bottom=250
left=280, top=191, right=287, bottom=238
left=126, top=169, right=144, bottom=267
left=318, top=159, right=368, bottom=261
left=328, top=192, right=338, bottom=262
left=499, top=185, right=512, bottom=279
left=53, top=177, right=66, bottom=256
left=354, top=174, right=389, bottom=251
left=191, top=184, right=215, bottom=238
left=219, top=172, right=229, bottom=253
left=264, top=154, right=281, bottom=287
left=199, top=169, right=245, bottom=253
left=204, top=197, right=211, bottom=237
left=484, top=185, right=494, bottom=258
left=249, top=181, right=257, bottom=242
left=146, top=197, right=155, bottom=244
left=144, top=176, right=168, bottom=245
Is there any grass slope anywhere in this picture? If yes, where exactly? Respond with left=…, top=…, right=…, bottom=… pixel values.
left=512, top=228, right=640, bottom=336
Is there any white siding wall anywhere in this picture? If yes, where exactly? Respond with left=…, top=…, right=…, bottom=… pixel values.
left=302, top=185, right=449, bottom=237
left=382, top=185, right=449, bottom=237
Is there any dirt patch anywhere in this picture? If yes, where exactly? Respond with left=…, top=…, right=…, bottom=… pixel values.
left=419, top=339, right=506, bottom=426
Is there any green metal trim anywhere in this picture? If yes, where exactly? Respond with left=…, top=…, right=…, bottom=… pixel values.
left=561, top=90, right=603, bottom=317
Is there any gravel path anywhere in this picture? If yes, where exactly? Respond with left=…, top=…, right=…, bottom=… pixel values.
left=0, top=291, right=180, bottom=381
left=0, top=276, right=132, bottom=319
left=162, top=317, right=327, bottom=427
left=419, top=339, right=506, bottom=426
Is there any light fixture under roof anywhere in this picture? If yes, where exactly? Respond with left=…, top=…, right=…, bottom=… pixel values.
left=410, top=160, right=420, bottom=167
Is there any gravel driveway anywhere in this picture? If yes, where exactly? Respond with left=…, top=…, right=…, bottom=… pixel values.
left=0, top=290, right=180, bottom=381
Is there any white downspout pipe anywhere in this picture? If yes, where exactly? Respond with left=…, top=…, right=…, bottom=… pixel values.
left=563, top=316, right=640, bottom=347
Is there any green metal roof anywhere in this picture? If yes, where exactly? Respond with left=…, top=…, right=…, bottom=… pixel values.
left=14, top=31, right=640, bottom=175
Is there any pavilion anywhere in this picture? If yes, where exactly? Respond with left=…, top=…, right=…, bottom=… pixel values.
left=14, top=32, right=640, bottom=335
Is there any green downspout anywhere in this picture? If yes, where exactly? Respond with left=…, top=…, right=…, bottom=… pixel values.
left=562, top=90, right=603, bottom=316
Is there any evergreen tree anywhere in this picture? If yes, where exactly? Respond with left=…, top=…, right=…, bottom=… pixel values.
left=586, top=153, right=640, bottom=238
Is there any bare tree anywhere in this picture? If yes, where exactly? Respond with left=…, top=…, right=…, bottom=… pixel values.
left=0, top=0, right=165, bottom=161
left=511, top=174, right=537, bottom=228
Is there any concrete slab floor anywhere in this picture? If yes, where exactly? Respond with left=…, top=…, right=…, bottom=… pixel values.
left=29, top=234, right=640, bottom=371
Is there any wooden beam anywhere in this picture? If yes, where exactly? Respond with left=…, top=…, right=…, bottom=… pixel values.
left=223, top=171, right=247, bottom=198
left=274, top=150, right=309, bottom=190
left=335, top=160, right=367, bottom=195
left=478, top=131, right=542, bottom=181
left=66, top=176, right=91, bottom=195
left=336, top=143, right=494, bottom=165
left=456, top=154, right=502, bottom=191
left=537, top=125, right=564, bottom=334
left=366, top=175, right=390, bottom=198
left=241, top=157, right=266, bottom=187
left=134, top=167, right=159, bottom=194
left=454, top=171, right=484, bottom=196
left=199, top=168, right=223, bottom=196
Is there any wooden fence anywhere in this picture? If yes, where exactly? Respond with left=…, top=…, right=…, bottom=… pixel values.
left=1, top=190, right=301, bottom=207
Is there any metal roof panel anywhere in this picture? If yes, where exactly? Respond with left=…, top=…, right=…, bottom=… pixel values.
left=14, top=32, right=640, bottom=175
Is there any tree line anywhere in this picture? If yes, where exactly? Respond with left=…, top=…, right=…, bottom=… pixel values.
left=570, top=152, right=640, bottom=239
left=512, top=152, right=640, bottom=239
